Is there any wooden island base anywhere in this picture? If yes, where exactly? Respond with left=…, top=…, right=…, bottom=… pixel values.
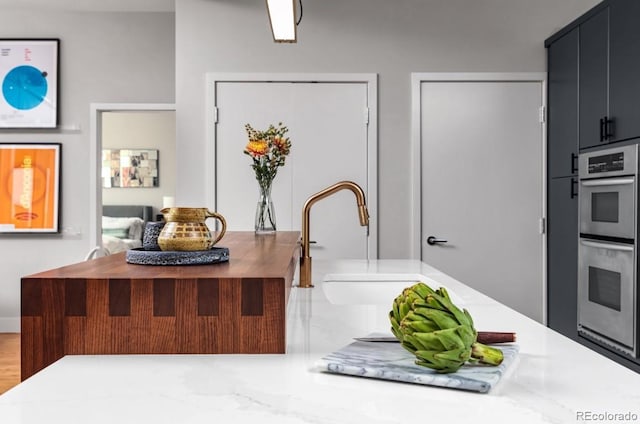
left=21, top=231, right=300, bottom=380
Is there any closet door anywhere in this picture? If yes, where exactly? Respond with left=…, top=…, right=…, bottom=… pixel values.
left=419, top=79, right=544, bottom=322
left=215, top=81, right=369, bottom=260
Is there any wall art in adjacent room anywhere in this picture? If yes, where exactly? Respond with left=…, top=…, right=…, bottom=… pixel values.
left=102, top=149, right=159, bottom=188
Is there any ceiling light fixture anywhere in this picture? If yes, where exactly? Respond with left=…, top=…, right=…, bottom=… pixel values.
left=266, top=0, right=302, bottom=43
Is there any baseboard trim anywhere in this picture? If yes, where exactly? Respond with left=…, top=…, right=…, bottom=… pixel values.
left=0, top=318, right=20, bottom=333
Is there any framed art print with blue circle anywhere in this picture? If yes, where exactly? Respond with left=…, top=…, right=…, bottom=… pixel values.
left=0, top=39, right=59, bottom=128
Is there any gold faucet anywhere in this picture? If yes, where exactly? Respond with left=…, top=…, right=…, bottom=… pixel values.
left=299, top=181, right=369, bottom=288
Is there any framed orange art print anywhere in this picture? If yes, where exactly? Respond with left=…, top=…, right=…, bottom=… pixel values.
left=0, top=143, right=61, bottom=233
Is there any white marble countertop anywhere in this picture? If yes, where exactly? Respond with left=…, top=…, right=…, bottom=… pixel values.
left=1, top=259, right=640, bottom=423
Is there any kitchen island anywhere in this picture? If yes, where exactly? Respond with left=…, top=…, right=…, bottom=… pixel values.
left=19, top=231, right=301, bottom=379
left=2, top=259, right=640, bottom=423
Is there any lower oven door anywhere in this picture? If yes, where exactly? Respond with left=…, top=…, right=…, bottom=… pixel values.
left=578, top=239, right=637, bottom=355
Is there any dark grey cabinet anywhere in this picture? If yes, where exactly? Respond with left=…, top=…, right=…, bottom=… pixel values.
left=548, top=28, right=579, bottom=178
left=579, top=0, right=640, bottom=149
left=547, top=176, right=578, bottom=341
left=609, top=0, right=640, bottom=143
left=547, top=28, right=579, bottom=340
left=546, top=0, right=640, bottom=370
left=579, top=7, right=609, bottom=150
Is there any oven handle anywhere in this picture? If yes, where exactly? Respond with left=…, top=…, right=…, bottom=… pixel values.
left=580, top=177, right=635, bottom=187
left=579, top=239, right=634, bottom=252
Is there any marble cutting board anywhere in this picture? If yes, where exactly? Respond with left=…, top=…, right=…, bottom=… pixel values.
left=316, top=338, right=519, bottom=393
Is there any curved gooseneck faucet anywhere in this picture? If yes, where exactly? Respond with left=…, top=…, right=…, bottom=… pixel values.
left=299, top=181, right=369, bottom=288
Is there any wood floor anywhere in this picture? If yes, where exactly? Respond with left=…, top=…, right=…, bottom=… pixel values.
left=0, top=333, right=20, bottom=395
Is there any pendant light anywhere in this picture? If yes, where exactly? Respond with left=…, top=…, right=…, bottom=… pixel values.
left=266, top=0, right=297, bottom=43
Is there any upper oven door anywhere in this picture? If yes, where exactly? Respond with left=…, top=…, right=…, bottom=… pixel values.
left=579, top=176, right=636, bottom=240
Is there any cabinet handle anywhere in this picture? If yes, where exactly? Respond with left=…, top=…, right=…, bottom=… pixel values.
left=604, top=116, right=614, bottom=139
left=571, top=153, right=578, bottom=174
left=599, top=117, right=605, bottom=142
left=570, top=177, right=578, bottom=199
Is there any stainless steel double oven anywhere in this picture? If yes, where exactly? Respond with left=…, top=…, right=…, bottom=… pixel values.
left=578, top=144, right=638, bottom=358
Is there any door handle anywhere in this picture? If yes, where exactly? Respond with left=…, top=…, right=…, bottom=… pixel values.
left=599, top=117, right=605, bottom=142
left=571, top=153, right=578, bottom=174
left=426, top=236, right=447, bottom=245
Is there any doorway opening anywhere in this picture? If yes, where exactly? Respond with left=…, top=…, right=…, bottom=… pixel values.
left=89, top=103, right=175, bottom=256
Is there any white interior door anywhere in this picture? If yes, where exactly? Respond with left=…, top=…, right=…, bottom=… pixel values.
left=418, top=78, right=544, bottom=322
left=216, top=82, right=295, bottom=231
left=215, top=80, right=370, bottom=260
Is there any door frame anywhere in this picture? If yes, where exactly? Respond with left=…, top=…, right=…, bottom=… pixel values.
left=410, top=72, right=547, bottom=320
left=89, top=103, right=176, bottom=254
left=206, top=73, right=378, bottom=259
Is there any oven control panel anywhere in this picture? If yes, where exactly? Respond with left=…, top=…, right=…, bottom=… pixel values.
left=579, top=144, right=638, bottom=179
left=588, top=152, right=624, bottom=174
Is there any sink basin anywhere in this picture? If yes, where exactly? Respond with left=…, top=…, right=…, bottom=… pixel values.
left=321, top=273, right=463, bottom=306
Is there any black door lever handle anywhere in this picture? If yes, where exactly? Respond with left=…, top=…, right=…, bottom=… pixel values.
left=426, top=236, right=448, bottom=245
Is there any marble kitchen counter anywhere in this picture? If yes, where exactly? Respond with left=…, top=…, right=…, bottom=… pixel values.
left=1, top=259, right=639, bottom=423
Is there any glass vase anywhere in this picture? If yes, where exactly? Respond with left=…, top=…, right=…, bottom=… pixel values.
left=255, top=183, right=276, bottom=234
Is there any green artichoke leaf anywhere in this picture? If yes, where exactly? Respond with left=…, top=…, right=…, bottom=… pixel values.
left=389, top=280, right=505, bottom=374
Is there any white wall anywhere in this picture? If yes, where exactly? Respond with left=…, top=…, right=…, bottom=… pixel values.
left=0, top=9, right=174, bottom=331
left=102, top=110, right=176, bottom=218
left=175, top=0, right=600, bottom=259
left=0, top=0, right=604, bottom=331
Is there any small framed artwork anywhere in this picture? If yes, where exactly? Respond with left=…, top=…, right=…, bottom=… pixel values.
left=0, top=39, right=59, bottom=128
left=102, top=149, right=159, bottom=188
left=0, top=143, right=61, bottom=233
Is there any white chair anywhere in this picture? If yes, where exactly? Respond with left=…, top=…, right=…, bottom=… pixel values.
left=84, top=246, right=111, bottom=261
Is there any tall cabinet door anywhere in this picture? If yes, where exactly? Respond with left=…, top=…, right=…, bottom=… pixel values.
left=547, top=26, right=580, bottom=340
left=215, top=81, right=371, bottom=260
left=547, top=176, right=579, bottom=340
left=579, top=7, right=609, bottom=150
left=609, top=0, right=640, bottom=142
left=548, top=28, right=578, bottom=178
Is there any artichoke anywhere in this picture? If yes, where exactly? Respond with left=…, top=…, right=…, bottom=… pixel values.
left=389, top=282, right=504, bottom=373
